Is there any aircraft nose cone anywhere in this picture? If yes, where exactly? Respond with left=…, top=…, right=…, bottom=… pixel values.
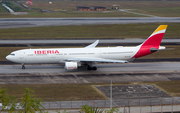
left=6, top=55, right=10, bottom=61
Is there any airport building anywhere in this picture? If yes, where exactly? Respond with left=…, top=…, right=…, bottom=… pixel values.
left=76, top=6, right=90, bottom=11
left=90, top=6, right=106, bottom=11
left=76, top=6, right=106, bottom=11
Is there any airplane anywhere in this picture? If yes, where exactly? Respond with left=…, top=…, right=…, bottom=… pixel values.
left=6, top=25, right=167, bottom=70
left=26, top=0, right=32, bottom=6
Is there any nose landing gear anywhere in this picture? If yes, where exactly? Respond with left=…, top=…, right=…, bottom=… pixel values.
left=22, top=64, right=25, bottom=69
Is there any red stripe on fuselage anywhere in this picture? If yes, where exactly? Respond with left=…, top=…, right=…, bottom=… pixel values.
left=132, top=33, right=164, bottom=58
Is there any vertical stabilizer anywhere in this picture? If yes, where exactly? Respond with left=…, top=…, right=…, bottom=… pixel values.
left=133, top=25, right=168, bottom=58
left=141, top=25, right=168, bottom=48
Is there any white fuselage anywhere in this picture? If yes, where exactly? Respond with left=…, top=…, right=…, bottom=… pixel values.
left=6, top=46, right=140, bottom=64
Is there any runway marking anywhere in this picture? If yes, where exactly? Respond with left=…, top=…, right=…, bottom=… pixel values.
left=119, top=9, right=158, bottom=17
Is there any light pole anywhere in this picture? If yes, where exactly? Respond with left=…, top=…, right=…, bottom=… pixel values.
left=150, top=94, right=152, bottom=113
left=110, top=80, right=112, bottom=109
left=161, top=94, right=163, bottom=113
left=60, top=98, right=61, bottom=109
left=70, top=98, right=74, bottom=109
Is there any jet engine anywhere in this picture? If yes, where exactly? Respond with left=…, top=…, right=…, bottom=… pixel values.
left=64, top=62, right=78, bottom=70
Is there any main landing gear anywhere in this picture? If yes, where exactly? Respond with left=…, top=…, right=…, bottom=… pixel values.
left=22, top=63, right=25, bottom=69
left=87, top=65, right=97, bottom=70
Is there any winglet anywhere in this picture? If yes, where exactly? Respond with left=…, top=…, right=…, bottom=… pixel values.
left=85, top=40, right=99, bottom=48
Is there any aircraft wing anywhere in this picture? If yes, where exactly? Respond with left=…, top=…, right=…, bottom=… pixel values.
left=64, top=57, right=127, bottom=63
left=85, top=40, right=99, bottom=48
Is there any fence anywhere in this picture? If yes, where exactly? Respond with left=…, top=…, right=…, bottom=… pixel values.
left=1, top=97, right=180, bottom=112
left=40, top=97, right=180, bottom=109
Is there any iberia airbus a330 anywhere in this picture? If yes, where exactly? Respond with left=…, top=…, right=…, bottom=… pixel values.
left=6, top=25, right=168, bottom=70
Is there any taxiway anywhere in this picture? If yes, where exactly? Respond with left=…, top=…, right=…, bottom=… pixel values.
left=0, top=62, right=179, bottom=74
left=0, top=62, right=179, bottom=84
left=1, top=39, right=180, bottom=46
left=0, top=17, right=180, bottom=29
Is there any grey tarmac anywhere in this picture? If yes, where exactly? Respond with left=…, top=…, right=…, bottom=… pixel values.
left=0, top=17, right=180, bottom=29
left=0, top=62, right=179, bottom=84
left=0, top=39, right=180, bottom=45
left=1, top=62, right=180, bottom=74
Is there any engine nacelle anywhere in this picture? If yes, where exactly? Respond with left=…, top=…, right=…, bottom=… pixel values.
left=64, top=62, right=78, bottom=70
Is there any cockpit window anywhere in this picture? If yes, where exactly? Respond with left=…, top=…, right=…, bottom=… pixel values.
left=10, top=53, right=15, bottom=56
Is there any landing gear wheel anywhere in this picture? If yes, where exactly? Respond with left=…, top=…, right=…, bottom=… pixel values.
left=92, top=66, right=97, bottom=70
left=87, top=66, right=97, bottom=71
left=22, top=65, right=25, bottom=69
left=87, top=66, right=92, bottom=70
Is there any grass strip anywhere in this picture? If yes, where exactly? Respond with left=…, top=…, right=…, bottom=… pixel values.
left=0, top=84, right=107, bottom=101
left=1, top=81, right=180, bottom=101
left=0, top=11, right=141, bottom=18
left=1, top=1, right=180, bottom=17
left=0, top=23, right=180, bottom=40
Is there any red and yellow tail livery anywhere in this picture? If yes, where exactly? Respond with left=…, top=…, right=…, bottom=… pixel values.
left=133, top=25, right=168, bottom=58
